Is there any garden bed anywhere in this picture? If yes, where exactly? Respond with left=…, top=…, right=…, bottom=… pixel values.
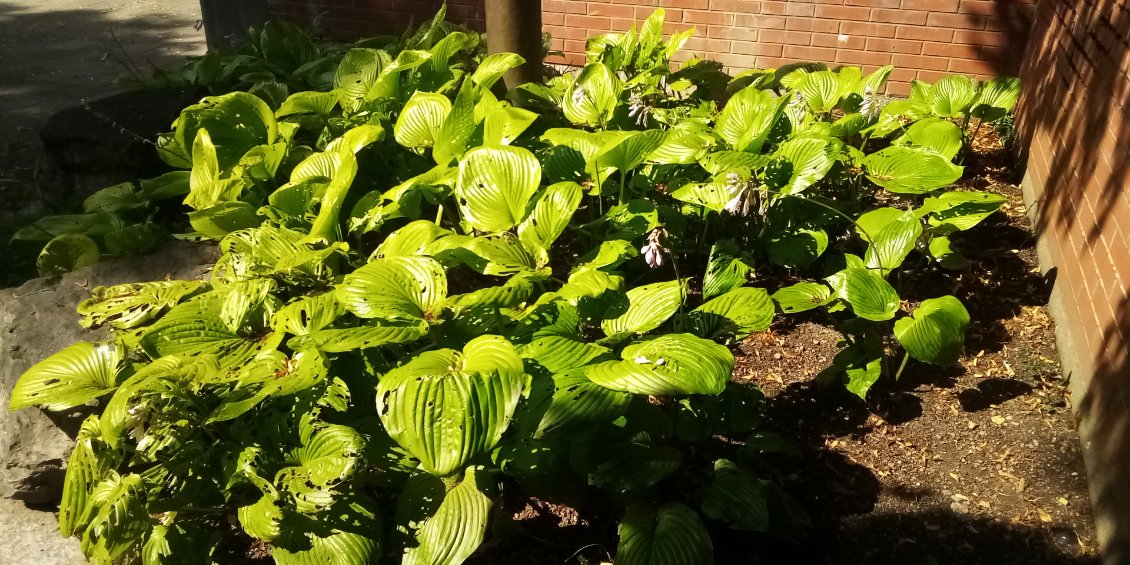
left=464, top=132, right=1100, bottom=565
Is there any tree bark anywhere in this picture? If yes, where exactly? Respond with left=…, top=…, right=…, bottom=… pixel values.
left=484, top=0, right=544, bottom=89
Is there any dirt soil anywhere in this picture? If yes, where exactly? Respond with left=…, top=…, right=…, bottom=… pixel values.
left=726, top=129, right=1100, bottom=565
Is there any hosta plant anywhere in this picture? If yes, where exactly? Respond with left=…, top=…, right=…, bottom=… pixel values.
left=10, top=6, right=1021, bottom=564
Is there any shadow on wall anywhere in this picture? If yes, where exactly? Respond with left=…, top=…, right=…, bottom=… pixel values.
left=984, top=1, right=1039, bottom=78
left=1012, top=0, right=1130, bottom=561
left=1075, top=294, right=1130, bottom=564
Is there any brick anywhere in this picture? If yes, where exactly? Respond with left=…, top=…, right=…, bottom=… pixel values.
left=709, top=0, right=762, bottom=11
left=786, top=17, right=840, bottom=33
left=564, top=14, right=611, bottom=30
left=896, top=25, right=954, bottom=42
left=708, top=25, right=760, bottom=40
left=922, top=41, right=976, bottom=57
left=731, top=40, right=783, bottom=56
left=543, top=11, right=565, bottom=26
left=841, top=21, right=898, bottom=38
left=683, top=37, right=732, bottom=53
left=682, top=9, right=734, bottom=25
left=914, top=69, right=952, bottom=82
left=926, top=12, right=986, bottom=28
left=957, top=0, right=1000, bottom=16
left=544, top=25, right=589, bottom=40
left=887, top=81, right=913, bottom=95
left=543, top=0, right=588, bottom=15
left=761, top=0, right=815, bottom=17
left=711, top=52, right=761, bottom=71
left=872, top=8, right=928, bottom=25
left=865, top=37, right=924, bottom=54
left=845, top=0, right=900, bottom=7
left=665, top=0, right=710, bottom=8
left=812, top=32, right=865, bottom=50
left=893, top=53, right=951, bottom=70
left=814, top=4, right=871, bottom=21
left=587, top=3, right=636, bottom=18
left=836, top=49, right=894, bottom=66
left=734, top=13, right=786, bottom=29
left=953, top=29, right=1009, bottom=46
left=901, top=0, right=960, bottom=12
left=762, top=30, right=814, bottom=46
left=783, top=44, right=837, bottom=62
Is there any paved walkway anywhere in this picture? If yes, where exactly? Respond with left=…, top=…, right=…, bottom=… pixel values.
left=0, top=2, right=204, bottom=563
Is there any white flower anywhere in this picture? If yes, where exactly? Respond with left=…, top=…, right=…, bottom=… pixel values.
left=126, top=404, right=149, bottom=443
left=627, top=92, right=651, bottom=126
left=640, top=227, right=670, bottom=269
left=860, top=86, right=884, bottom=120
left=634, top=355, right=652, bottom=364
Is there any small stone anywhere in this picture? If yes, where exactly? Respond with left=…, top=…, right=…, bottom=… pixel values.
left=950, top=501, right=970, bottom=514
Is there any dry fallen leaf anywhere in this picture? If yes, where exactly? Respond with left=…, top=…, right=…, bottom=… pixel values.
left=992, top=415, right=1006, bottom=425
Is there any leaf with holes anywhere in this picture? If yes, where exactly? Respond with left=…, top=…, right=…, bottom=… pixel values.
left=336, top=256, right=447, bottom=322
left=585, top=334, right=732, bottom=396
left=456, top=145, right=542, bottom=233
left=10, top=342, right=124, bottom=411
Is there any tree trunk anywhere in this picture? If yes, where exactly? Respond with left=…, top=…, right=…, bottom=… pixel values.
left=484, top=0, right=544, bottom=89
left=198, top=0, right=268, bottom=50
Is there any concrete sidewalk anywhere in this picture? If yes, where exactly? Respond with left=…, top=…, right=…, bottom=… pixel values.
left=0, top=2, right=204, bottom=563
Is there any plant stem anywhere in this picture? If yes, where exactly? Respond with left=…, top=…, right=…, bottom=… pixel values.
left=618, top=171, right=627, bottom=205
left=894, top=351, right=910, bottom=381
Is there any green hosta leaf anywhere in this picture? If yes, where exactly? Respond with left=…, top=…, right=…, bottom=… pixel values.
left=585, top=334, right=732, bottom=396
left=188, top=202, right=260, bottom=239
left=483, top=106, right=538, bottom=146
left=518, top=182, right=583, bottom=267
left=431, top=80, right=476, bottom=166
left=854, top=207, right=905, bottom=243
left=377, top=336, right=524, bottom=476
left=590, top=444, right=681, bottom=492
left=715, top=85, right=788, bottom=153
left=772, top=281, right=833, bottom=313
left=894, top=117, right=964, bottom=160
left=400, top=467, right=493, bottom=565
left=276, top=90, right=338, bottom=119
left=289, top=321, right=429, bottom=353
left=563, top=62, right=622, bottom=126
left=465, top=233, right=538, bottom=276
left=447, top=275, right=537, bottom=312
left=78, top=280, right=206, bottom=330
left=830, top=113, right=870, bottom=138
left=604, top=199, right=660, bottom=239
left=971, top=77, right=1020, bottom=122
left=575, top=239, right=637, bottom=272
left=615, top=502, right=713, bottom=565
left=174, top=92, right=278, bottom=171
left=670, top=181, right=736, bottom=214
left=519, top=337, right=610, bottom=375
left=83, top=183, right=144, bottom=214
left=80, top=472, right=148, bottom=562
left=335, top=48, right=387, bottom=114
left=535, top=367, right=630, bottom=436
left=11, top=212, right=121, bottom=242
left=272, top=293, right=344, bottom=336
left=864, top=210, right=923, bottom=272
left=699, top=151, right=767, bottom=177
left=703, top=241, right=753, bottom=299
left=930, top=75, right=978, bottom=118
left=601, top=280, right=684, bottom=336
left=648, top=129, right=714, bottom=165
left=275, top=422, right=364, bottom=513
left=368, top=49, right=432, bottom=101
left=60, top=416, right=114, bottom=537
left=10, top=342, right=123, bottom=411
left=140, top=294, right=283, bottom=369
left=375, top=221, right=468, bottom=260
left=701, top=459, right=770, bottom=531
left=845, top=355, right=883, bottom=400
left=37, top=233, right=100, bottom=276
left=596, top=130, right=666, bottom=173
left=395, top=91, right=452, bottom=149
left=767, top=135, right=843, bottom=194
left=142, top=522, right=215, bottom=565
left=922, top=190, right=1006, bottom=231
left=826, top=268, right=900, bottom=321
left=767, top=228, right=828, bottom=269
left=336, top=256, right=447, bottom=321
left=862, top=146, right=963, bottom=194
left=894, top=296, right=970, bottom=365
left=327, top=124, right=386, bottom=155
left=139, top=171, right=191, bottom=200
left=798, top=70, right=845, bottom=113
left=471, top=52, right=526, bottom=89
left=270, top=497, right=381, bottom=565
left=927, top=235, right=970, bottom=269
left=456, top=145, right=541, bottom=233
left=684, top=287, right=774, bottom=340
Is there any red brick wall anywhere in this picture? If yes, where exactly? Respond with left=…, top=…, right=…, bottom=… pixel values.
left=1016, top=0, right=1130, bottom=559
left=267, top=0, right=1036, bottom=95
